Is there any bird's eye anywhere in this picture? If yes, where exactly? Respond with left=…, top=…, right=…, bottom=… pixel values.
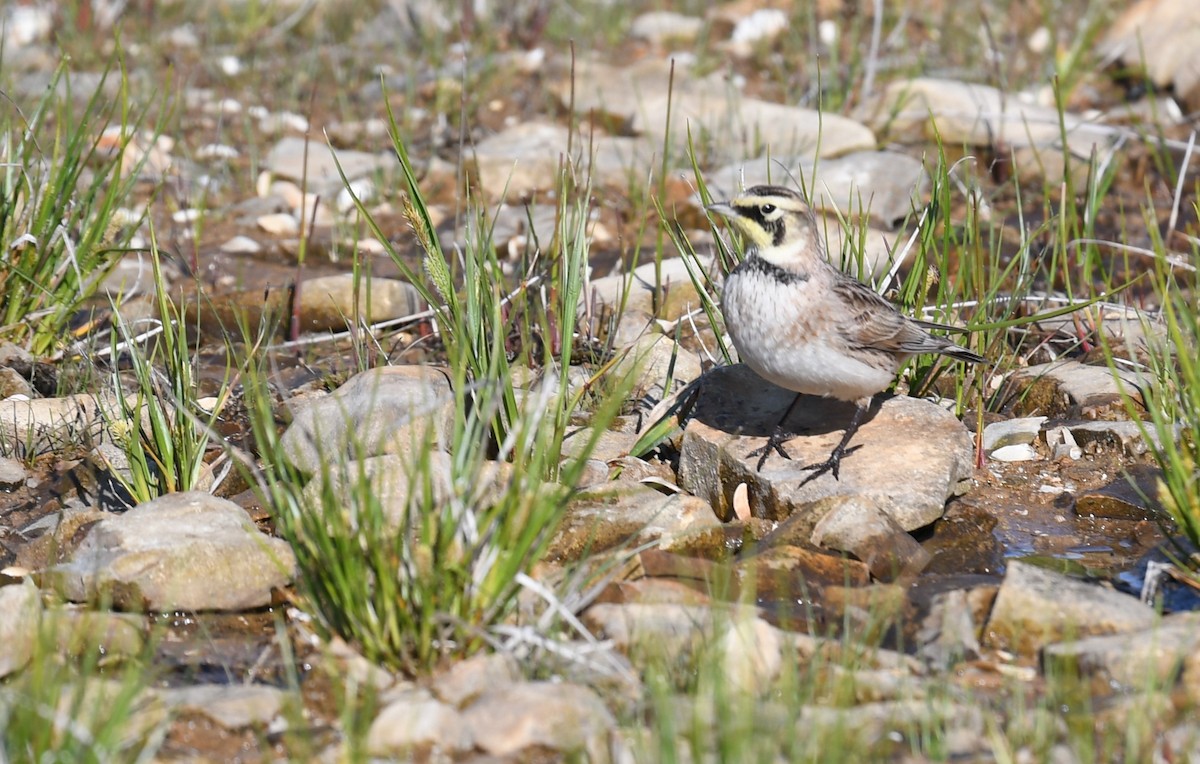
left=760, top=204, right=776, bottom=216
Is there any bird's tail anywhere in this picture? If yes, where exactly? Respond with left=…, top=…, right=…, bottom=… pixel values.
left=940, top=344, right=986, bottom=364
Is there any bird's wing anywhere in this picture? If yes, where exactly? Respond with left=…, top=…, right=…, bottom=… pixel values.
left=831, top=275, right=957, bottom=356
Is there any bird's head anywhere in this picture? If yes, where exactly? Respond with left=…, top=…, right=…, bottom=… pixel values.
left=706, top=185, right=821, bottom=261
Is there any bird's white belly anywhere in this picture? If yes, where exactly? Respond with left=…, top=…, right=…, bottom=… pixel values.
left=722, top=272, right=894, bottom=401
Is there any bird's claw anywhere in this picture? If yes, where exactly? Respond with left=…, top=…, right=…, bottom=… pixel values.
left=748, top=434, right=792, bottom=471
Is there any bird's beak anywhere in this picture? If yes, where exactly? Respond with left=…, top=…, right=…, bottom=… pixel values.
left=706, top=201, right=736, bottom=220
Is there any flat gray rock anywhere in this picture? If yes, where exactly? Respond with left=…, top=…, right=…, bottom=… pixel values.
left=1043, top=612, right=1200, bottom=690
left=160, top=684, right=287, bottom=729
left=280, top=365, right=454, bottom=475
left=49, top=492, right=296, bottom=611
left=264, top=136, right=391, bottom=196
left=679, top=365, right=974, bottom=532
left=985, top=560, right=1156, bottom=655
left=1004, top=360, right=1144, bottom=419
left=555, top=59, right=875, bottom=162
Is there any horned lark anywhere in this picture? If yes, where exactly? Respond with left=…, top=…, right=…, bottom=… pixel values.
left=709, top=185, right=984, bottom=481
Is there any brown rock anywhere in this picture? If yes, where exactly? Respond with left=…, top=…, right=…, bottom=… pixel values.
left=985, top=561, right=1156, bottom=656
left=461, top=681, right=615, bottom=759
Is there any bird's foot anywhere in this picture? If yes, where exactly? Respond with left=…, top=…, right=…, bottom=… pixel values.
left=797, top=444, right=863, bottom=487
left=748, top=429, right=793, bottom=471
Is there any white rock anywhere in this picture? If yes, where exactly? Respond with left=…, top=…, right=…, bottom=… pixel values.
left=989, top=444, right=1038, bottom=462
left=196, top=143, right=240, bottom=161
left=981, top=417, right=1046, bottom=452
left=160, top=684, right=287, bottom=729
left=631, top=11, right=704, bottom=43
left=731, top=9, right=788, bottom=45
left=217, top=55, right=243, bottom=76
left=257, top=212, right=299, bottom=236
left=219, top=235, right=262, bottom=254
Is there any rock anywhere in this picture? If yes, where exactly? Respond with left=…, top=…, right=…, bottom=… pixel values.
left=560, top=426, right=639, bottom=463
left=1044, top=425, right=1082, bottom=460
left=0, top=368, right=33, bottom=401
left=548, top=484, right=722, bottom=561
left=302, top=452, right=513, bottom=530
left=256, top=212, right=299, bottom=235
left=797, top=699, right=985, bottom=759
left=613, top=333, right=704, bottom=402
left=631, top=11, right=705, bottom=43
left=444, top=203, right=559, bottom=263
left=1043, top=612, right=1200, bottom=691
left=706, top=150, right=929, bottom=228
left=16, top=678, right=169, bottom=750
left=280, top=366, right=454, bottom=475
left=809, top=496, right=932, bottom=580
left=1067, top=420, right=1164, bottom=457
left=461, top=681, right=615, bottom=759
left=1074, top=467, right=1162, bottom=521
left=471, top=122, right=652, bottom=201
left=982, top=417, right=1046, bottom=452
left=1002, top=360, right=1142, bottom=419
left=989, top=444, right=1038, bottom=462
left=220, top=235, right=262, bottom=254
left=715, top=614, right=783, bottom=695
left=323, top=636, right=397, bottom=693
left=0, top=456, right=27, bottom=488
left=296, top=275, right=424, bottom=332
left=48, top=492, right=296, bottom=611
left=555, top=59, right=875, bottom=161
left=48, top=608, right=145, bottom=658
left=1098, top=0, right=1200, bottom=108
left=867, top=77, right=1116, bottom=185
left=737, top=544, right=871, bottom=594
left=367, top=687, right=473, bottom=756
left=985, top=560, right=1156, bottom=655
left=2, top=4, right=53, bottom=47
left=432, top=652, right=520, bottom=708
left=916, top=588, right=982, bottom=669
left=0, top=580, right=41, bottom=679
left=921, top=501, right=1005, bottom=576
left=0, top=393, right=113, bottom=457
left=582, top=602, right=714, bottom=664
left=640, top=93, right=875, bottom=163
left=584, top=255, right=716, bottom=323
left=264, top=136, right=392, bottom=197
left=161, top=684, right=287, bottom=729
left=1161, top=723, right=1200, bottom=763
left=725, top=8, right=789, bottom=51
left=679, top=365, right=974, bottom=529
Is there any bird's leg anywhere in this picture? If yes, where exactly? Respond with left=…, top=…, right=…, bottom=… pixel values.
left=748, top=394, right=805, bottom=471
left=798, top=397, right=871, bottom=486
